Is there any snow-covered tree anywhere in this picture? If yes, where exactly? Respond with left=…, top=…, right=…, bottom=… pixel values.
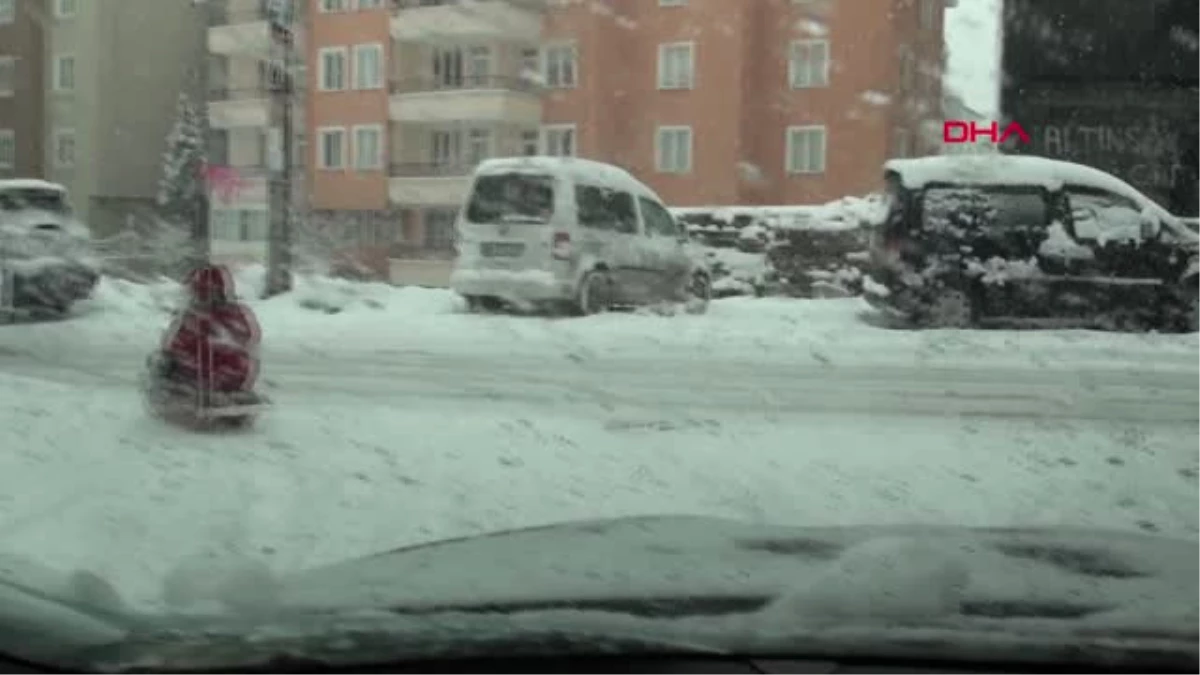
left=158, top=93, right=207, bottom=227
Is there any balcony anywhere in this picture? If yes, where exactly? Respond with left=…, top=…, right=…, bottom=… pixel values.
left=206, top=165, right=270, bottom=207
left=388, top=76, right=541, bottom=124
left=390, top=0, right=543, bottom=42
left=205, top=0, right=297, bottom=56
left=388, top=162, right=473, bottom=206
left=208, top=87, right=272, bottom=128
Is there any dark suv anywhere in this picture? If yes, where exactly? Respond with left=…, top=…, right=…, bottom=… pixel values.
left=864, top=155, right=1199, bottom=332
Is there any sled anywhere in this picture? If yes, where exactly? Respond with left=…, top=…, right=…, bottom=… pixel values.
left=141, top=355, right=269, bottom=431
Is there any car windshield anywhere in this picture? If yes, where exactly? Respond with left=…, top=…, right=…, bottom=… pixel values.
left=0, top=188, right=70, bottom=215
left=0, top=0, right=1196, bottom=672
left=466, top=173, right=555, bottom=223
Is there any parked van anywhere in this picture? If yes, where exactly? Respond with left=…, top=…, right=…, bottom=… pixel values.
left=450, top=156, right=711, bottom=315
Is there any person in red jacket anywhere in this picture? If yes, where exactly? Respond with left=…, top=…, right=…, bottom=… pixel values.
left=158, top=264, right=262, bottom=403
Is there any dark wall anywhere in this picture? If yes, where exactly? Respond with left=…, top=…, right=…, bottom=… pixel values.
left=1000, top=0, right=1199, bottom=215
left=0, top=0, right=46, bottom=179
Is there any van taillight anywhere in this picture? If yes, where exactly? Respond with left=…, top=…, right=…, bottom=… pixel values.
left=552, top=231, right=571, bottom=260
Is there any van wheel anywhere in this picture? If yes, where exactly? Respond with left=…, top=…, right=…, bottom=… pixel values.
left=920, top=288, right=975, bottom=329
left=575, top=270, right=613, bottom=316
left=684, top=272, right=712, bottom=315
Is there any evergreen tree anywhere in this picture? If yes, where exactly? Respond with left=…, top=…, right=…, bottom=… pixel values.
left=148, top=93, right=207, bottom=277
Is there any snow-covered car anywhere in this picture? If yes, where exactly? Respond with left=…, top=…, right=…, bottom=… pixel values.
left=449, top=156, right=712, bottom=315
left=0, top=179, right=100, bottom=315
left=864, top=155, right=1199, bottom=332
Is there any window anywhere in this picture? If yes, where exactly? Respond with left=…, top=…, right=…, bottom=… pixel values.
left=575, top=185, right=637, bottom=234
left=656, top=126, right=692, bottom=173
left=520, top=130, right=539, bottom=156
left=0, top=0, right=12, bottom=24
left=358, top=0, right=385, bottom=8
left=639, top=196, right=680, bottom=238
left=919, top=0, right=938, bottom=29
left=892, top=127, right=910, bottom=159
left=239, top=210, right=268, bottom=241
left=319, top=0, right=348, bottom=11
left=55, top=0, right=77, bottom=17
left=542, top=124, right=575, bottom=157
left=923, top=188, right=1050, bottom=232
left=54, top=129, right=76, bottom=168
left=0, top=129, right=13, bottom=169
left=466, top=46, right=491, bottom=85
left=899, top=48, right=915, bottom=91
left=353, top=125, right=383, bottom=170
left=319, top=47, right=347, bottom=91
left=466, top=128, right=491, bottom=165
left=424, top=208, right=457, bottom=252
left=657, top=42, right=694, bottom=89
left=789, top=40, right=829, bottom=88
left=543, top=44, right=577, bottom=88
left=786, top=125, right=826, bottom=174
left=520, top=48, right=539, bottom=77
left=467, top=174, right=554, bottom=224
left=53, top=54, right=75, bottom=91
left=659, top=0, right=687, bottom=5
left=318, top=127, right=346, bottom=169
left=353, top=43, right=383, bottom=89
left=0, top=57, right=13, bottom=96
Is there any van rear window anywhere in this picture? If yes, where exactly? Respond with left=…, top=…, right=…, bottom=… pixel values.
left=466, top=173, right=554, bottom=224
left=0, top=189, right=69, bottom=215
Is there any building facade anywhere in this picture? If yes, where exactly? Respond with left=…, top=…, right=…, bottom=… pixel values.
left=0, top=0, right=47, bottom=179
left=38, top=0, right=206, bottom=235
left=215, top=0, right=950, bottom=281
left=1000, top=0, right=1199, bottom=216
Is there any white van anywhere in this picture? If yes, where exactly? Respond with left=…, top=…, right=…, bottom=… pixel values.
left=449, top=156, right=711, bottom=315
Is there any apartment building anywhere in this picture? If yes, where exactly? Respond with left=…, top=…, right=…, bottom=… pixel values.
left=41, top=0, right=206, bottom=235
left=297, top=0, right=949, bottom=282
left=205, top=0, right=309, bottom=266
left=0, top=0, right=47, bottom=179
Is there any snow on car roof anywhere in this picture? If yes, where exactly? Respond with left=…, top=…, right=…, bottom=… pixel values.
left=0, top=179, right=67, bottom=193
left=473, top=156, right=663, bottom=203
left=884, top=155, right=1194, bottom=240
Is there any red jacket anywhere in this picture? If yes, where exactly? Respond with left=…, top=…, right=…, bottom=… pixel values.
left=163, top=301, right=261, bottom=392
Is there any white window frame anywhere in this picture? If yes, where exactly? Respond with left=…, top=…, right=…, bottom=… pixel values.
left=353, top=43, right=384, bottom=90
left=317, top=126, right=347, bottom=170
left=53, top=128, right=76, bottom=168
left=919, top=0, right=938, bottom=29
left=352, top=124, right=384, bottom=170
left=659, top=0, right=687, bottom=5
left=785, top=125, right=827, bottom=174
left=789, top=39, right=830, bottom=88
left=358, top=0, right=385, bottom=8
left=319, top=0, right=348, bottom=12
left=53, top=54, right=75, bottom=92
left=657, top=42, right=695, bottom=90
left=0, top=129, right=14, bottom=170
left=55, top=0, right=77, bottom=18
left=542, top=42, right=577, bottom=89
left=318, top=46, right=348, bottom=92
left=0, top=0, right=13, bottom=25
left=655, top=125, right=692, bottom=174
left=0, top=56, right=14, bottom=96
left=541, top=123, right=577, bottom=157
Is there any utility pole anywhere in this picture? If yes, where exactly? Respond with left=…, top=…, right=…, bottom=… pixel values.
left=263, top=0, right=293, bottom=297
left=190, top=0, right=212, bottom=269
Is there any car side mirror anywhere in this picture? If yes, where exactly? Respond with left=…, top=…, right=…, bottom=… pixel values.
left=1140, top=213, right=1162, bottom=240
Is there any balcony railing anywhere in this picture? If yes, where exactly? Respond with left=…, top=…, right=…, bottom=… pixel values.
left=391, top=0, right=542, bottom=9
left=389, top=162, right=476, bottom=177
left=207, top=0, right=298, bottom=26
left=388, top=75, right=541, bottom=96
left=208, top=86, right=272, bottom=101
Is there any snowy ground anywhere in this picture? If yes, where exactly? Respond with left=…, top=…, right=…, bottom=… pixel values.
left=0, top=269, right=1196, bottom=611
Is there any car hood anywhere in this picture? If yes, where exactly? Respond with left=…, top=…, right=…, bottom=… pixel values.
left=271, top=516, right=1196, bottom=630
left=39, top=516, right=1197, bottom=672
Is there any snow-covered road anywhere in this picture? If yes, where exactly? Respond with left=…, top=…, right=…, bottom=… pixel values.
left=0, top=272, right=1195, bottom=612
left=0, top=347, right=1195, bottom=424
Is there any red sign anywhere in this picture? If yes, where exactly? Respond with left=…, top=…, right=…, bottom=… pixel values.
left=943, top=121, right=1031, bottom=145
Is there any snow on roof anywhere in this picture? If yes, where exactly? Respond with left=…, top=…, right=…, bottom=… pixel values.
left=474, top=156, right=662, bottom=202
left=0, top=179, right=67, bottom=193
left=884, top=155, right=1193, bottom=239
left=671, top=196, right=887, bottom=232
